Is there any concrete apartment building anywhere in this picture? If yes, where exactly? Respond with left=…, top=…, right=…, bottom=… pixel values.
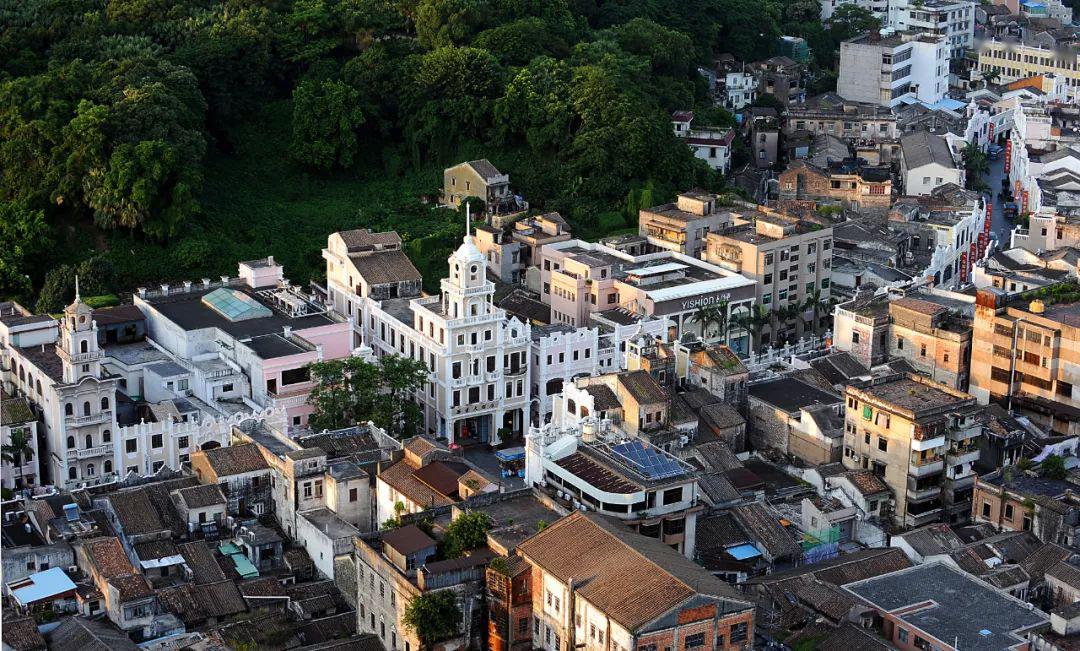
left=524, top=416, right=702, bottom=558
left=900, top=131, right=964, bottom=195
left=750, top=56, right=805, bottom=105
left=671, top=112, right=736, bottom=173
left=1, top=391, right=39, bottom=491
left=539, top=239, right=757, bottom=353
left=704, top=209, right=833, bottom=346
left=749, top=108, right=780, bottom=169
left=843, top=563, right=1049, bottom=651
left=777, top=159, right=893, bottom=215
left=843, top=374, right=982, bottom=527
left=747, top=376, right=846, bottom=465
left=977, top=40, right=1080, bottom=102
left=638, top=191, right=732, bottom=258
left=972, top=471, right=1080, bottom=546
left=887, top=0, right=976, bottom=58
left=969, top=287, right=1080, bottom=436
left=518, top=512, right=755, bottom=651
left=785, top=92, right=899, bottom=144
left=474, top=212, right=573, bottom=284
left=833, top=293, right=973, bottom=390
left=838, top=32, right=949, bottom=107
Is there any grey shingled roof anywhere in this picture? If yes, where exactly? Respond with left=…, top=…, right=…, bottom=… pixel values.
left=465, top=159, right=502, bottom=180
left=901, top=131, right=956, bottom=169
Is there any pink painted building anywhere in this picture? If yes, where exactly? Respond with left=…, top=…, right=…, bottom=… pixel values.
left=134, top=258, right=352, bottom=432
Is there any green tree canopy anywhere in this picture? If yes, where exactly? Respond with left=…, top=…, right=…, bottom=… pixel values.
left=291, top=78, right=366, bottom=169
left=403, top=591, right=461, bottom=648
left=306, top=354, right=429, bottom=435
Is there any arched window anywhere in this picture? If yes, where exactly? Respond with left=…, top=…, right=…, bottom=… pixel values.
left=470, top=264, right=479, bottom=281
left=567, top=399, right=577, bottom=415
left=68, top=467, right=77, bottom=480
left=80, top=340, right=88, bottom=353
left=86, top=464, right=95, bottom=476
left=104, top=460, right=112, bottom=474
left=66, top=436, right=75, bottom=449
left=65, top=403, right=74, bottom=416
left=102, top=430, right=111, bottom=443
left=83, top=401, right=90, bottom=416
left=470, top=303, right=478, bottom=316
left=85, top=434, right=93, bottom=449
left=581, top=406, right=590, bottom=418
left=101, top=397, right=109, bottom=410
left=18, top=367, right=25, bottom=382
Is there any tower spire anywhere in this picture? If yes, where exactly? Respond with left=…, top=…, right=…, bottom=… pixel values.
left=465, top=202, right=471, bottom=243
left=74, top=275, right=80, bottom=301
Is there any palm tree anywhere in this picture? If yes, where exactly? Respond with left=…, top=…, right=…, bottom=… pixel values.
left=2, top=430, right=34, bottom=491
left=730, top=311, right=753, bottom=353
left=803, top=290, right=831, bottom=335
left=690, top=305, right=718, bottom=341
left=750, top=305, right=772, bottom=352
left=715, top=299, right=730, bottom=344
left=962, top=142, right=990, bottom=191
left=981, top=67, right=1001, bottom=88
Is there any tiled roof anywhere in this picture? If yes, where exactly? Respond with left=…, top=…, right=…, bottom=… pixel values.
left=349, top=249, right=421, bottom=285
left=107, top=490, right=165, bottom=536
left=891, top=296, right=948, bottom=316
left=91, top=304, right=145, bottom=325
left=1021, top=542, right=1072, bottom=581
left=584, top=384, right=621, bottom=411
left=731, top=503, right=802, bottom=559
left=133, top=539, right=179, bottom=561
left=1047, top=561, right=1080, bottom=589
left=0, top=395, right=35, bottom=425
left=45, top=617, right=138, bottom=651
left=412, top=460, right=469, bottom=496
left=381, top=524, right=436, bottom=556
left=843, top=470, right=889, bottom=496
left=173, top=483, right=227, bottom=510
left=618, top=370, right=668, bottom=405
left=339, top=229, right=402, bottom=252
left=84, top=537, right=133, bottom=579
left=378, top=458, right=455, bottom=509
left=179, top=541, right=227, bottom=584
left=465, top=159, right=502, bottom=180
left=238, top=576, right=287, bottom=598
left=687, top=441, right=742, bottom=472
left=2, top=615, right=46, bottom=651
left=18, top=344, right=63, bottom=382
left=158, top=580, right=247, bottom=624
left=518, top=512, right=749, bottom=632
left=201, top=443, right=269, bottom=477
left=108, top=573, right=153, bottom=602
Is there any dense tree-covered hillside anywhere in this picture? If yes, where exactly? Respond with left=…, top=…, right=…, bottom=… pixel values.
left=0, top=0, right=875, bottom=304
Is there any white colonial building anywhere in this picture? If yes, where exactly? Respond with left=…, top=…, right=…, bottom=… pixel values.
left=333, top=223, right=532, bottom=446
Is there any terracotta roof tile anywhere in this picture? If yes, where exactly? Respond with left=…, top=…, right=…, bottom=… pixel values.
left=200, top=443, right=269, bottom=477
left=518, top=512, right=749, bottom=632
left=84, top=537, right=134, bottom=579
left=108, top=573, right=153, bottom=602
left=378, top=458, right=455, bottom=509
left=618, top=370, right=668, bottom=405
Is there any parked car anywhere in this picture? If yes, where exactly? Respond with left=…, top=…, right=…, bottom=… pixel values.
left=988, top=144, right=1004, bottom=160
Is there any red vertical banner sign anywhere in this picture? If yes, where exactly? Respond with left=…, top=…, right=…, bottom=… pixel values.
left=970, top=242, right=977, bottom=277
left=981, top=201, right=992, bottom=257
left=988, top=121, right=995, bottom=142
left=1022, top=190, right=1029, bottom=214
left=960, top=251, right=968, bottom=283
left=1005, top=139, right=1012, bottom=175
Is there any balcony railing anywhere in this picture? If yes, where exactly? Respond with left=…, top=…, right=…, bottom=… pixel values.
left=66, top=410, right=112, bottom=427
left=68, top=444, right=114, bottom=460
left=57, top=349, right=104, bottom=364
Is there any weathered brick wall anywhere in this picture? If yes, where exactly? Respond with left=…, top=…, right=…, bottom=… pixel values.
left=748, top=399, right=790, bottom=453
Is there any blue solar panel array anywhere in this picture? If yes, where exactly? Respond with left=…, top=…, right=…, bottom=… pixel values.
left=611, top=440, right=684, bottom=480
